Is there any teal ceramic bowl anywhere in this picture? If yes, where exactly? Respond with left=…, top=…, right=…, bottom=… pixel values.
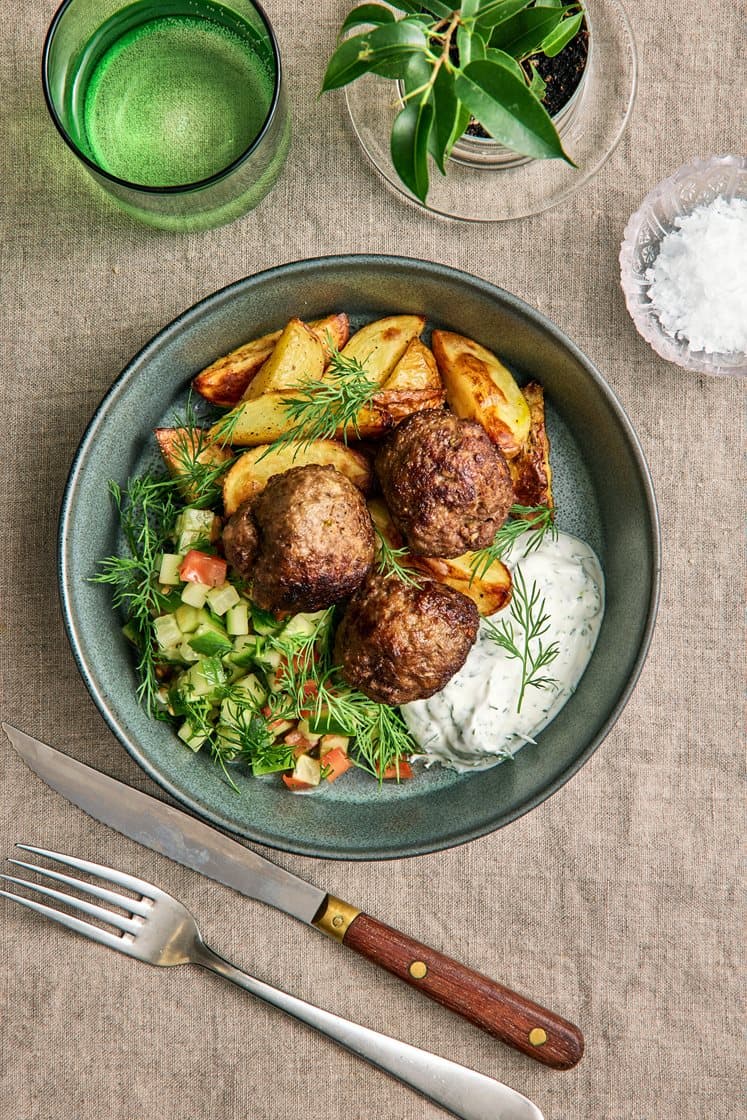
left=59, top=255, right=660, bottom=859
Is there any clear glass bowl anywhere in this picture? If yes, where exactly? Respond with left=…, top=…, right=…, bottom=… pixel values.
left=344, top=0, right=637, bottom=221
left=619, top=155, right=747, bottom=377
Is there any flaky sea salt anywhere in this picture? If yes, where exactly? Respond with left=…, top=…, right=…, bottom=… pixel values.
left=645, top=196, right=747, bottom=354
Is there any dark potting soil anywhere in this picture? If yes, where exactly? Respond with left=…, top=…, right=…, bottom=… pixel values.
left=465, top=24, right=590, bottom=138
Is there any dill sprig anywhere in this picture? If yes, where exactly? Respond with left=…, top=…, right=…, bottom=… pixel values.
left=374, top=527, right=422, bottom=588
left=261, top=344, right=380, bottom=457
left=168, top=397, right=235, bottom=507
left=92, top=476, right=179, bottom=716
left=483, top=568, right=560, bottom=714
left=469, top=503, right=557, bottom=582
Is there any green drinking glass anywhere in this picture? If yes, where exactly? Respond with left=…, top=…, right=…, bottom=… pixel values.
left=43, top=0, right=290, bottom=231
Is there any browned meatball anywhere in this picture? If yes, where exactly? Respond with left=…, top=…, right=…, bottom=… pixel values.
left=228, top=464, right=375, bottom=613
left=375, top=410, right=513, bottom=558
left=222, top=499, right=259, bottom=579
left=335, top=572, right=479, bottom=705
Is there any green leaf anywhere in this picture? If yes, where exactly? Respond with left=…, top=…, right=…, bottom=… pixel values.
left=429, top=66, right=460, bottom=172
left=485, top=45, right=525, bottom=82
left=454, top=59, right=574, bottom=162
left=489, top=7, right=564, bottom=59
left=541, top=11, right=584, bottom=56
left=448, top=101, right=474, bottom=151
left=457, top=24, right=487, bottom=67
left=527, top=59, right=547, bottom=98
left=402, top=50, right=432, bottom=96
left=339, top=4, right=396, bottom=35
left=475, top=0, right=533, bottom=31
left=460, top=0, right=482, bottom=18
left=322, top=21, right=428, bottom=90
left=391, top=95, right=434, bottom=201
left=393, top=0, right=452, bottom=16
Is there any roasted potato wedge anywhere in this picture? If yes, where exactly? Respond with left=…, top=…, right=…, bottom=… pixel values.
left=382, top=338, right=442, bottom=392
left=431, top=330, right=531, bottom=459
left=411, top=551, right=512, bottom=617
left=338, top=315, right=426, bottom=387
left=223, top=440, right=373, bottom=515
left=368, top=498, right=511, bottom=616
left=208, top=392, right=300, bottom=447
left=192, top=314, right=349, bottom=407
left=154, top=427, right=232, bottom=502
left=242, top=318, right=325, bottom=401
left=508, top=380, right=554, bottom=512
left=336, top=388, right=445, bottom=440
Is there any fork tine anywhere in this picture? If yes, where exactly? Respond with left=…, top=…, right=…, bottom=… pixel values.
left=0, top=874, right=142, bottom=934
left=16, top=845, right=161, bottom=899
left=0, top=888, right=132, bottom=953
left=8, top=860, right=152, bottom=917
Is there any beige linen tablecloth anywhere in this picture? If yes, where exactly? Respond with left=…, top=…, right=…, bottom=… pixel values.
left=1, top=2, right=744, bottom=1118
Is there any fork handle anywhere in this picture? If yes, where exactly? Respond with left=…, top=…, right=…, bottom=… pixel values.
left=198, top=948, right=542, bottom=1120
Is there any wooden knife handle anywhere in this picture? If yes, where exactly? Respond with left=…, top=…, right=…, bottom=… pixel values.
left=313, top=899, right=583, bottom=1070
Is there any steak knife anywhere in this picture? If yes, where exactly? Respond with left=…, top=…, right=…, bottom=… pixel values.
left=3, top=723, right=583, bottom=1070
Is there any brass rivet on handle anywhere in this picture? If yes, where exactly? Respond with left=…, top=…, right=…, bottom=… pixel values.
left=529, top=1028, right=547, bottom=1046
left=332, top=915, right=344, bottom=928
left=409, top=960, right=428, bottom=979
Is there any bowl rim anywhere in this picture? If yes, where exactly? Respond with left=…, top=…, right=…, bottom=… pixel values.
left=619, top=153, right=747, bottom=376
left=58, top=253, right=662, bottom=859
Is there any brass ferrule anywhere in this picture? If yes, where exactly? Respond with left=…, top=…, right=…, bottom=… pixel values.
left=312, top=895, right=361, bottom=942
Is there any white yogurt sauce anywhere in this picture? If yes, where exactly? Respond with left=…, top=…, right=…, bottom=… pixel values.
left=402, top=531, right=605, bottom=771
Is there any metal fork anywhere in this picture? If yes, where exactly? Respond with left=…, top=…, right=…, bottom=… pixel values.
left=1, top=847, right=542, bottom=1120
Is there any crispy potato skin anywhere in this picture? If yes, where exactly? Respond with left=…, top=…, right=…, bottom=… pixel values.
left=222, top=440, right=372, bottom=516
left=242, top=465, right=376, bottom=613
left=431, top=330, right=531, bottom=459
left=338, top=315, right=426, bottom=386
left=382, top=338, right=442, bottom=392
left=375, top=409, right=513, bottom=558
left=508, top=381, right=554, bottom=511
left=192, top=314, right=349, bottom=407
left=335, top=573, right=479, bottom=705
left=242, top=318, right=325, bottom=401
left=154, top=427, right=232, bottom=502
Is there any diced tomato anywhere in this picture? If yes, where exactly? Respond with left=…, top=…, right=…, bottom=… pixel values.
left=179, top=550, right=227, bottom=588
left=323, top=748, right=353, bottom=783
left=378, top=760, right=414, bottom=780
left=281, top=774, right=313, bottom=791
left=284, top=731, right=315, bottom=756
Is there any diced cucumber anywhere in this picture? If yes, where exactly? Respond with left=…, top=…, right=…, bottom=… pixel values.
left=226, top=602, right=249, bottom=636
left=251, top=604, right=283, bottom=635
left=178, top=720, right=208, bottom=752
left=292, top=754, right=321, bottom=787
left=207, top=582, right=241, bottom=617
left=181, top=581, right=210, bottom=608
left=188, top=626, right=233, bottom=658
left=153, top=613, right=182, bottom=651
left=177, top=640, right=201, bottom=664
left=281, top=611, right=327, bottom=639
left=158, top=553, right=184, bottom=586
left=122, top=621, right=140, bottom=647
left=175, top=604, right=201, bottom=633
left=185, top=657, right=227, bottom=700
left=252, top=752, right=294, bottom=777
left=257, top=647, right=282, bottom=674
left=174, top=508, right=219, bottom=553
left=307, top=710, right=355, bottom=736
left=233, top=673, right=267, bottom=706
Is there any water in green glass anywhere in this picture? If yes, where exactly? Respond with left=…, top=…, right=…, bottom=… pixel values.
left=68, top=0, right=275, bottom=187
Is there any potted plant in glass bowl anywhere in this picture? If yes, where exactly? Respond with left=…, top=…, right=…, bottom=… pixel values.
left=323, top=0, right=637, bottom=221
